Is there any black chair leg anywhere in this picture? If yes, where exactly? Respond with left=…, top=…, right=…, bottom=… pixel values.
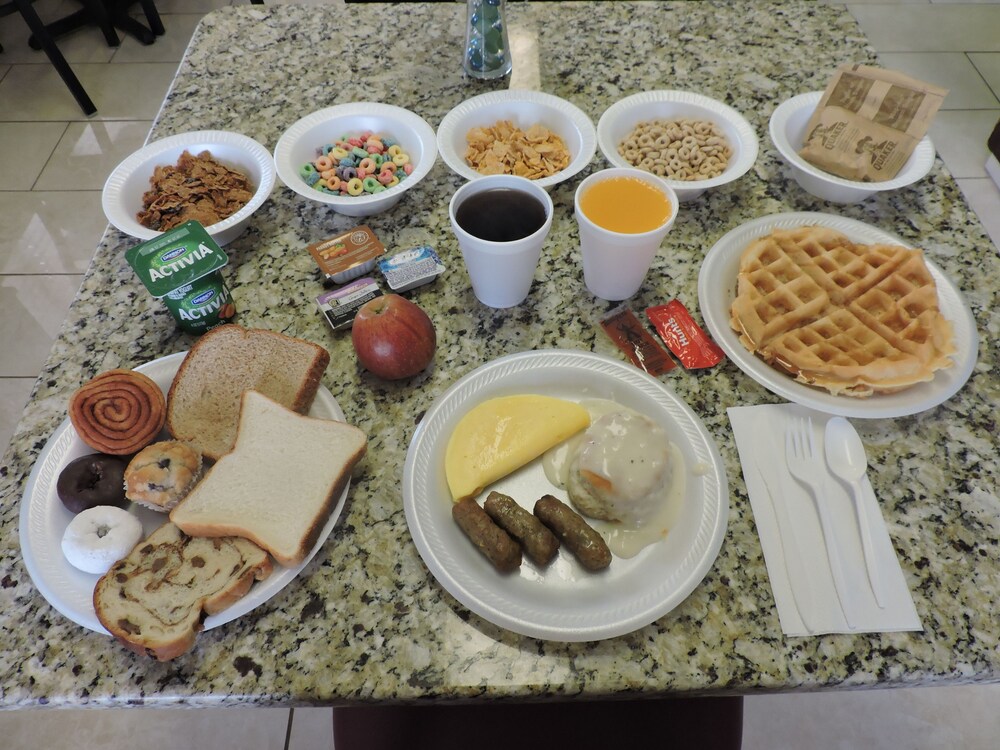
left=83, top=0, right=121, bottom=46
left=137, top=0, right=164, bottom=36
left=12, top=0, right=97, bottom=115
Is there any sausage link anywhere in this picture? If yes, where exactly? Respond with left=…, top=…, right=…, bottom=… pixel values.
left=452, top=498, right=522, bottom=573
left=484, top=491, right=560, bottom=566
left=533, top=495, right=612, bottom=571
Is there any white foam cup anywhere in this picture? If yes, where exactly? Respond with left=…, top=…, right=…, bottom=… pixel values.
left=449, top=175, right=554, bottom=308
left=574, top=168, right=679, bottom=301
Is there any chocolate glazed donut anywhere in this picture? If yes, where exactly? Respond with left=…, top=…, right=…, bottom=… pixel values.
left=69, top=369, right=166, bottom=455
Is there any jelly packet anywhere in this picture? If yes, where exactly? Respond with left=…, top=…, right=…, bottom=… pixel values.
left=646, top=300, right=725, bottom=369
left=600, top=305, right=675, bottom=376
left=309, top=225, right=385, bottom=285
left=378, top=245, right=445, bottom=292
left=125, top=220, right=236, bottom=335
left=316, top=277, right=382, bottom=331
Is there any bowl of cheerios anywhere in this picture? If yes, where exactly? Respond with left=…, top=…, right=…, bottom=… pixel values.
left=437, top=90, right=597, bottom=190
left=102, top=129, right=276, bottom=246
left=273, top=102, right=438, bottom=218
left=596, top=90, right=759, bottom=202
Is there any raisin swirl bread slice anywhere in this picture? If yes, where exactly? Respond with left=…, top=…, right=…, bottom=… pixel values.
left=94, top=522, right=272, bottom=661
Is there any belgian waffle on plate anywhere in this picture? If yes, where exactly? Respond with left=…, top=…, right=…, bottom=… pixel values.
left=729, top=225, right=956, bottom=397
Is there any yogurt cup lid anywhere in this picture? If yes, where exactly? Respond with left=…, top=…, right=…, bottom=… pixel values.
left=125, top=220, right=229, bottom=298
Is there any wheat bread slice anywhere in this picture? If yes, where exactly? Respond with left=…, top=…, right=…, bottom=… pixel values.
left=166, top=325, right=331, bottom=460
left=169, top=390, right=368, bottom=567
left=93, top=522, right=273, bottom=661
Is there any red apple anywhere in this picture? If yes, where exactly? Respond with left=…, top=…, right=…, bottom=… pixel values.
left=351, top=294, right=436, bottom=380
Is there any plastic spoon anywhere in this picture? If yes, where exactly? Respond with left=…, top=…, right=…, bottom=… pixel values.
left=824, top=417, right=886, bottom=608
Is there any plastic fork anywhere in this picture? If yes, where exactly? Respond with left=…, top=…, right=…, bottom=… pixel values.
left=785, top=417, right=856, bottom=630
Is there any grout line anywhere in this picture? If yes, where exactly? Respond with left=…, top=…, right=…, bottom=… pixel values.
left=284, top=707, right=295, bottom=750
left=28, top=121, right=70, bottom=191
left=967, top=53, right=1000, bottom=102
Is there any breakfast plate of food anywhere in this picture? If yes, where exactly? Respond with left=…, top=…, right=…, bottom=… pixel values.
left=402, top=349, right=728, bottom=642
left=19, top=344, right=357, bottom=640
left=698, top=212, right=978, bottom=419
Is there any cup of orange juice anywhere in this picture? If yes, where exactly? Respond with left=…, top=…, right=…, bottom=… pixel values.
left=574, top=168, right=678, bottom=300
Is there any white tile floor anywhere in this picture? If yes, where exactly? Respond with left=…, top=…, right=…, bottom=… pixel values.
left=1, top=1, right=999, bottom=747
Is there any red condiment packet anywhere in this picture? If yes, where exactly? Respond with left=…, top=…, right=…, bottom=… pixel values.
left=646, top=300, right=725, bottom=369
left=600, top=305, right=675, bottom=375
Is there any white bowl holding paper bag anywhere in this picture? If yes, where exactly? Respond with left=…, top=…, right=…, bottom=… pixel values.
left=769, top=92, right=936, bottom=204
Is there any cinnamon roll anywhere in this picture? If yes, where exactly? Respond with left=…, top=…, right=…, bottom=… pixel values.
left=69, top=369, right=166, bottom=455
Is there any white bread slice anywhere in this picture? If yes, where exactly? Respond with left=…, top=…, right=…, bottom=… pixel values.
left=93, top=522, right=273, bottom=661
left=166, top=325, right=331, bottom=461
left=169, top=391, right=367, bottom=567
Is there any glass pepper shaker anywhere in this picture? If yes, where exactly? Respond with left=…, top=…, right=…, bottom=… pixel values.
left=463, top=0, right=512, bottom=80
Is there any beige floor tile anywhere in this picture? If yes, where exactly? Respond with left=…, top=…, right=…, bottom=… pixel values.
left=0, top=707, right=290, bottom=750
left=969, top=52, right=1000, bottom=98
left=1, top=63, right=10, bottom=80
left=288, top=706, right=334, bottom=750
left=957, top=177, right=1000, bottom=250
left=929, top=109, right=1000, bottom=177
left=877, top=52, right=1000, bottom=108
left=111, top=14, right=202, bottom=65
left=743, top=684, right=1000, bottom=750
left=0, top=377, right=36, bottom=458
left=35, top=120, right=152, bottom=191
left=0, top=61, right=177, bottom=121
left=0, top=191, right=106, bottom=274
left=0, top=274, right=82, bottom=377
left=0, top=122, right=67, bottom=190
left=850, top=5, right=1000, bottom=52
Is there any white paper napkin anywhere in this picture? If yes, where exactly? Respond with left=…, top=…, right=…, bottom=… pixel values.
left=729, top=403, right=921, bottom=637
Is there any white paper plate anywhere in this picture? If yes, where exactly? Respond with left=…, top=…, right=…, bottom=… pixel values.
left=698, top=212, right=978, bottom=418
left=437, top=90, right=597, bottom=189
left=18, top=352, right=349, bottom=635
left=402, top=350, right=728, bottom=642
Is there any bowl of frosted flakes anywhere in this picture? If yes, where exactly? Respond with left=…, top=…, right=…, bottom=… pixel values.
left=273, top=102, right=438, bottom=218
left=102, top=130, right=276, bottom=246
left=437, top=90, right=597, bottom=190
left=597, top=90, right=759, bottom=202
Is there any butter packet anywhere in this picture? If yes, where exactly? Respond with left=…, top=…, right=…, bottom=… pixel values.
left=377, top=245, right=445, bottom=292
left=799, top=64, right=947, bottom=182
left=308, top=225, right=386, bottom=285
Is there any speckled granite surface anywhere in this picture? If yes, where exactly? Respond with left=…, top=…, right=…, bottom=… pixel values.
left=1, top=2, right=998, bottom=708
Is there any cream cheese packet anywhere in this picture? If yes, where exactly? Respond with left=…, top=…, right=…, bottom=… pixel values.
left=799, top=64, right=947, bottom=182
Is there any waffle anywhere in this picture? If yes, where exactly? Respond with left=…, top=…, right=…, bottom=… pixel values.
left=729, top=226, right=956, bottom=397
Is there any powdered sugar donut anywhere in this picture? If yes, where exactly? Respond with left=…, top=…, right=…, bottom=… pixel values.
left=61, top=506, right=143, bottom=575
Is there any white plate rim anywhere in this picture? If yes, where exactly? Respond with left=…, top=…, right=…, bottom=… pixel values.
left=18, top=352, right=349, bottom=635
left=436, top=90, right=597, bottom=189
left=101, top=129, right=276, bottom=241
left=272, top=101, right=438, bottom=207
left=769, top=92, right=936, bottom=191
left=402, top=349, right=729, bottom=642
left=596, top=89, right=760, bottom=189
left=697, top=211, right=979, bottom=419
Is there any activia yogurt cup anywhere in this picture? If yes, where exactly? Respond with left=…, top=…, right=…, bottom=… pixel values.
left=125, top=220, right=237, bottom=334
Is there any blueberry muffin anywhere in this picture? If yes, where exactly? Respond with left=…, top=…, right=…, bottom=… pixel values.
left=124, top=440, right=203, bottom=512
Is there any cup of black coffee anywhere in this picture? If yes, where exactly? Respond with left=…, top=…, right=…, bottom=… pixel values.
left=449, top=175, right=553, bottom=308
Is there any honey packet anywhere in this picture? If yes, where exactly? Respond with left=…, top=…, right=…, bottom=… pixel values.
left=799, top=64, right=947, bottom=182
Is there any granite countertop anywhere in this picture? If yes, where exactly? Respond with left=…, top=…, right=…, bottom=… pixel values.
left=1, top=2, right=998, bottom=709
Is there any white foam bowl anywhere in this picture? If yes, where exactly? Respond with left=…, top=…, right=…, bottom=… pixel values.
left=102, top=130, right=276, bottom=247
left=274, top=102, right=437, bottom=218
left=596, top=90, right=759, bottom=203
left=769, top=91, right=936, bottom=204
left=437, top=90, right=597, bottom=190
